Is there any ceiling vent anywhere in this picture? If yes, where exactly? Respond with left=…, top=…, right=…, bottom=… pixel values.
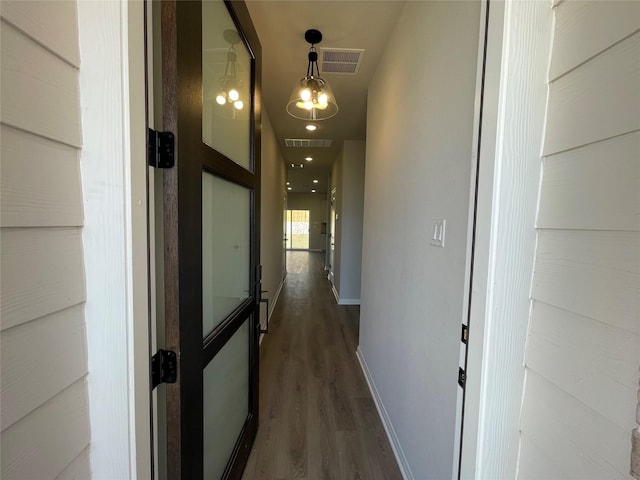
left=285, top=138, right=333, bottom=148
left=319, top=48, right=364, bottom=75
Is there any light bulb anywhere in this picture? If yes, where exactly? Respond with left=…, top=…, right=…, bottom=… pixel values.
left=318, top=93, right=328, bottom=106
left=303, top=101, right=313, bottom=110
left=216, top=94, right=226, bottom=105
left=234, top=100, right=243, bottom=110
left=228, top=89, right=239, bottom=101
left=300, top=88, right=311, bottom=101
left=305, top=124, right=317, bottom=131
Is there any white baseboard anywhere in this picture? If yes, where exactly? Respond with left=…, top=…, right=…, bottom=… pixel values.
left=331, top=284, right=340, bottom=303
left=339, top=298, right=360, bottom=305
left=331, top=284, right=360, bottom=305
left=270, top=278, right=284, bottom=319
left=356, top=347, right=414, bottom=480
left=259, top=277, right=285, bottom=346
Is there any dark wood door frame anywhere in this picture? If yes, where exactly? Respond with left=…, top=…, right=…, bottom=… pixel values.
left=161, top=1, right=261, bottom=478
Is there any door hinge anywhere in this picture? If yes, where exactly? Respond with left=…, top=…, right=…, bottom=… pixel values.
left=458, top=367, right=466, bottom=388
left=152, top=349, right=177, bottom=389
left=148, top=128, right=175, bottom=168
left=461, top=324, right=469, bottom=344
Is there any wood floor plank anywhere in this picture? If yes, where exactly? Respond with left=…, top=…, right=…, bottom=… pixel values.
left=242, top=252, right=402, bottom=480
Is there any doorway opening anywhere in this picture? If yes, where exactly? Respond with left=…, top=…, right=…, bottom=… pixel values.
left=285, top=209, right=310, bottom=250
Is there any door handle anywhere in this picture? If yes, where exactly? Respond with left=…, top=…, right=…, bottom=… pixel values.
left=259, top=289, right=269, bottom=334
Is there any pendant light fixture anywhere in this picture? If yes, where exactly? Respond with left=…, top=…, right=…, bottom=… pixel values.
left=215, top=29, right=244, bottom=112
left=286, top=29, right=338, bottom=121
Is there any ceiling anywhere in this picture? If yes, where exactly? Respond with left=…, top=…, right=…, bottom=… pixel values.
left=245, top=1, right=405, bottom=194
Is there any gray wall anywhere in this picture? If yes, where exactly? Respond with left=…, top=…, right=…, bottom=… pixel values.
left=330, top=141, right=365, bottom=303
left=358, top=2, right=481, bottom=478
left=287, top=192, right=328, bottom=251
left=260, top=110, right=287, bottom=327
left=331, top=152, right=343, bottom=291
left=339, top=141, right=365, bottom=301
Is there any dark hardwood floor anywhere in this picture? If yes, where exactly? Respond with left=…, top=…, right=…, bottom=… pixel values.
left=242, top=251, right=402, bottom=480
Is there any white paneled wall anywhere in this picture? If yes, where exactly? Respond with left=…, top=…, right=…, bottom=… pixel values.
left=0, top=1, right=91, bottom=478
left=519, top=1, right=640, bottom=478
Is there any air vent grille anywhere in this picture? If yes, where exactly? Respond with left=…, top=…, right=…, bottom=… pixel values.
left=285, top=138, right=333, bottom=148
left=320, top=48, right=364, bottom=75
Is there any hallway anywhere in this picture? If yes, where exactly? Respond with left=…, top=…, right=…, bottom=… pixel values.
left=242, top=252, right=402, bottom=479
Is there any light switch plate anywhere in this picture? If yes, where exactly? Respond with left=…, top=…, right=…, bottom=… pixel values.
left=430, top=219, right=446, bottom=247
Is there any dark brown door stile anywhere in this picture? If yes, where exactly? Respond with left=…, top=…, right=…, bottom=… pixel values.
left=160, top=1, right=261, bottom=479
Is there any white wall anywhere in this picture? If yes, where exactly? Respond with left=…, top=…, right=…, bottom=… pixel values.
left=287, top=192, right=328, bottom=251
left=330, top=140, right=365, bottom=304
left=358, top=2, right=481, bottom=479
left=260, top=110, right=287, bottom=330
left=0, top=2, right=92, bottom=478
left=518, top=2, right=640, bottom=478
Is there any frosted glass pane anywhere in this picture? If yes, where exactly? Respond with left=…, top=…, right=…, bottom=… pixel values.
left=202, top=172, right=250, bottom=338
left=203, top=320, right=249, bottom=480
left=202, top=0, right=251, bottom=170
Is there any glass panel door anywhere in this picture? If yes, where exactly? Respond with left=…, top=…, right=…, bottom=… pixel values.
left=202, top=0, right=251, bottom=170
left=158, top=1, right=261, bottom=479
left=202, top=173, right=250, bottom=337
left=203, top=319, right=249, bottom=479
left=286, top=209, right=310, bottom=250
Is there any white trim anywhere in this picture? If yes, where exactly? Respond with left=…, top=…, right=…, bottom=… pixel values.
left=357, top=347, right=413, bottom=480
left=459, top=2, right=506, bottom=477
left=269, top=278, right=285, bottom=319
left=78, top=1, right=150, bottom=477
left=125, top=2, right=152, bottom=478
left=454, top=2, right=492, bottom=476
left=332, top=284, right=340, bottom=304
left=330, top=283, right=360, bottom=305
left=460, top=1, right=553, bottom=478
left=339, top=298, right=360, bottom=306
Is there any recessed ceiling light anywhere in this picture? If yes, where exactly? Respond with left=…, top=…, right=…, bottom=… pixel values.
left=313, top=179, right=319, bottom=183
left=305, top=124, right=317, bottom=132
left=287, top=187, right=292, bottom=191
left=286, top=182, right=290, bottom=185
left=304, top=156, right=312, bottom=161
left=311, top=189, right=316, bottom=193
